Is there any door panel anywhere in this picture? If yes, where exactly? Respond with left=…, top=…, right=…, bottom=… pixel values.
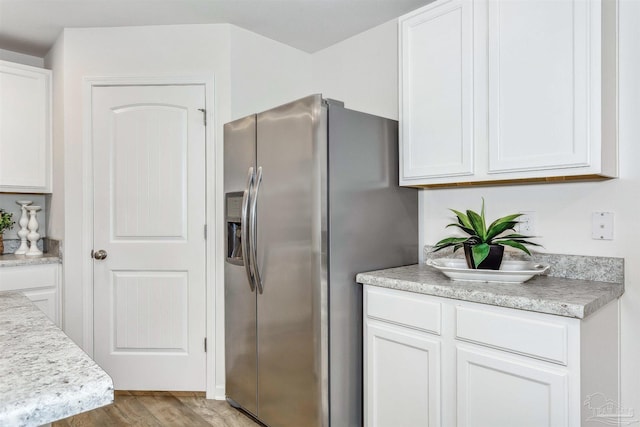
left=92, top=85, right=206, bottom=391
left=111, top=105, right=188, bottom=239
left=365, top=321, right=441, bottom=427
left=113, top=271, right=188, bottom=351
left=255, top=95, right=326, bottom=427
left=0, top=62, right=51, bottom=192
left=487, top=0, right=590, bottom=172
left=457, top=345, right=568, bottom=427
left=400, top=0, right=474, bottom=181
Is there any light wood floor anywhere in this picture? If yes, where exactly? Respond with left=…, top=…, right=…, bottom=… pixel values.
left=52, top=391, right=261, bottom=426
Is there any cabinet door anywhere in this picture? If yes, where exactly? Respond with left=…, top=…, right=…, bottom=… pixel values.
left=457, top=345, right=568, bottom=427
left=0, top=61, right=52, bottom=192
left=399, top=0, right=474, bottom=183
left=485, top=0, right=595, bottom=174
left=365, top=320, right=441, bottom=427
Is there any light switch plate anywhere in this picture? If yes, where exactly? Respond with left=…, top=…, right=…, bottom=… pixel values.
left=592, top=212, right=614, bottom=240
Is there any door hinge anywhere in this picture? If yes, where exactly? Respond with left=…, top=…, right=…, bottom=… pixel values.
left=198, top=108, right=207, bottom=126
left=204, top=224, right=207, bottom=240
left=204, top=337, right=207, bottom=353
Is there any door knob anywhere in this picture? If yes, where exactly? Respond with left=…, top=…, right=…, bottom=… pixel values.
left=93, top=249, right=108, bottom=260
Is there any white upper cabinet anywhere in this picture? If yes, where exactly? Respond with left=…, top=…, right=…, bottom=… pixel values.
left=0, top=60, right=52, bottom=193
left=400, top=0, right=474, bottom=180
left=399, top=0, right=618, bottom=187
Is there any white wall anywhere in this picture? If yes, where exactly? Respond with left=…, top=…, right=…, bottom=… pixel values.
left=312, top=20, right=398, bottom=120
left=230, top=26, right=312, bottom=118
left=0, top=194, right=47, bottom=240
left=44, top=23, right=312, bottom=398
left=313, top=3, right=640, bottom=415
left=45, top=24, right=232, bottom=400
left=47, top=22, right=232, bottom=350
left=44, top=34, right=65, bottom=241
left=0, top=48, right=44, bottom=67
left=618, top=3, right=640, bottom=414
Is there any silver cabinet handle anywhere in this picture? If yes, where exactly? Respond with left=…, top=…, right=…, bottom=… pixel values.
left=93, top=250, right=108, bottom=260
left=249, top=166, right=263, bottom=294
left=241, top=167, right=255, bottom=292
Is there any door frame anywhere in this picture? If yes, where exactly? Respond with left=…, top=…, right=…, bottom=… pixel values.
left=81, top=75, right=221, bottom=397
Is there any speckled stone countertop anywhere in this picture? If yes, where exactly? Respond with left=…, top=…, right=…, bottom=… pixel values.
left=0, top=253, right=61, bottom=268
left=357, top=255, right=624, bottom=319
left=0, top=292, right=113, bottom=426
left=0, top=238, right=62, bottom=268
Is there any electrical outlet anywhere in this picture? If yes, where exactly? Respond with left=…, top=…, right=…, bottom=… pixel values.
left=517, top=211, right=537, bottom=236
left=592, top=212, right=614, bottom=240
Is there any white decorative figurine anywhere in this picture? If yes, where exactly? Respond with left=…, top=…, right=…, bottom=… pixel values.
left=14, top=200, right=32, bottom=255
left=25, top=205, right=43, bottom=256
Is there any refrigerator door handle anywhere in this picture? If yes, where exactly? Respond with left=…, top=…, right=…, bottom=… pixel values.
left=250, top=166, right=264, bottom=294
left=241, top=167, right=256, bottom=292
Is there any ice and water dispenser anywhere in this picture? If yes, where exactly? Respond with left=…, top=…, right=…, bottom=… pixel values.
left=225, top=192, right=244, bottom=265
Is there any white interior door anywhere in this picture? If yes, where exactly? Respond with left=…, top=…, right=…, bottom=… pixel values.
left=92, top=84, right=207, bottom=391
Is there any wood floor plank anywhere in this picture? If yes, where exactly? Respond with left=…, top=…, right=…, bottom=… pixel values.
left=136, top=394, right=213, bottom=427
left=55, top=403, right=120, bottom=427
left=101, top=393, right=164, bottom=426
left=170, top=391, right=206, bottom=398
left=172, top=394, right=260, bottom=427
left=53, top=391, right=261, bottom=426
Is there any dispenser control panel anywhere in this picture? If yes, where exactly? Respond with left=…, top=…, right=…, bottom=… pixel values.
left=225, top=192, right=244, bottom=265
left=226, top=194, right=243, bottom=222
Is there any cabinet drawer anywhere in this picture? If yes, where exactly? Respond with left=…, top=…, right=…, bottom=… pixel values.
left=0, top=264, right=58, bottom=291
left=456, top=306, right=568, bottom=365
left=365, top=287, right=441, bottom=335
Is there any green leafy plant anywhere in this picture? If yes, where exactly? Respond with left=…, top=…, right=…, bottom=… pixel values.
left=433, top=199, right=540, bottom=267
left=0, top=209, right=15, bottom=235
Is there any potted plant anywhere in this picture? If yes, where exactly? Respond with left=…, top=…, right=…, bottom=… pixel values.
left=0, top=209, right=15, bottom=254
left=432, top=199, right=540, bottom=269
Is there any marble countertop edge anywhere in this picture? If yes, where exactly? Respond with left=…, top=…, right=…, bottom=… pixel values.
left=356, top=264, right=624, bottom=319
left=7, top=383, right=113, bottom=427
left=356, top=272, right=582, bottom=318
left=0, top=253, right=61, bottom=267
left=0, top=292, right=114, bottom=426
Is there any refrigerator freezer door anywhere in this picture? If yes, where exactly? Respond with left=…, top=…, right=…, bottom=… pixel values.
left=255, top=95, right=328, bottom=427
left=224, top=115, right=258, bottom=416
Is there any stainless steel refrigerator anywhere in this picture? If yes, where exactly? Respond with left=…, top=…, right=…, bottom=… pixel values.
left=224, top=94, right=418, bottom=427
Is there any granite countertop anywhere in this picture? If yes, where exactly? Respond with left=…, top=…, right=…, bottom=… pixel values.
left=0, top=292, right=113, bottom=426
left=356, top=263, right=624, bottom=319
left=1, top=238, right=62, bottom=268
left=0, top=253, right=61, bottom=268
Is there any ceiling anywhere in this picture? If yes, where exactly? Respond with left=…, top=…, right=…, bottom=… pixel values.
left=0, top=0, right=433, bottom=58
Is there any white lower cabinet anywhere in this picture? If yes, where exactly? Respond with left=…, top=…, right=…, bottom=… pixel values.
left=0, top=264, right=60, bottom=325
left=457, top=345, right=568, bottom=427
left=366, top=321, right=441, bottom=427
left=364, top=285, right=619, bottom=427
